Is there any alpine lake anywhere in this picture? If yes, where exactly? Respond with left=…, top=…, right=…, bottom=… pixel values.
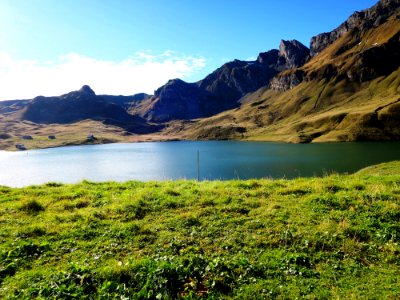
left=1, top=140, right=400, bottom=187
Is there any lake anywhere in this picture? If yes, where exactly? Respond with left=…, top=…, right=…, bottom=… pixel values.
left=0, top=141, right=399, bottom=187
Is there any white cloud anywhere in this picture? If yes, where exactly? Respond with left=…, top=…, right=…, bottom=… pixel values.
left=0, top=51, right=206, bottom=100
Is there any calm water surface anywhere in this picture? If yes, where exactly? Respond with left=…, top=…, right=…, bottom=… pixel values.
left=0, top=141, right=399, bottom=187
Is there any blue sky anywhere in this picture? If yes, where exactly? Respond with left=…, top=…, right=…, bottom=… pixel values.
left=0, top=0, right=377, bottom=99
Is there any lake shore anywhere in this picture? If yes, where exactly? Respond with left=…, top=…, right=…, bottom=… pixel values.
left=1, top=161, right=399, bottom=298
left=1, top=114, right=399, bottom=152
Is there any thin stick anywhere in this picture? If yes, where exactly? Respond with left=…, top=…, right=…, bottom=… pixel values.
left=197, top=150, right=200, bottom=181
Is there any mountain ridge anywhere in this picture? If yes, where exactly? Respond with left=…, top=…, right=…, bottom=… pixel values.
left=0, top=0, right=399, bottom=149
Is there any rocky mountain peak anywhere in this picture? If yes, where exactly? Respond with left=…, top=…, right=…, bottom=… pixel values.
left=278, top=39, right=310, bottom=69
left=256, top=49, right=279, bottom=65
left=59, top=85, right=97, bottom=101
left=154, top=79, right=194, bottom=98
left=78, top=85, right=96, bottom=96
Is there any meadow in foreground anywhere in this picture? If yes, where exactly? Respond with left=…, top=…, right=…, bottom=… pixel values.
left=0, top=162, right=399, bottom=299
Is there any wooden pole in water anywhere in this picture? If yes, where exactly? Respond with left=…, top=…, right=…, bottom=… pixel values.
left=197, top=150, right=200, bottom=181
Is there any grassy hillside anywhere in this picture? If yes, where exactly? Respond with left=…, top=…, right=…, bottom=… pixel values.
left=173, top=66, right=400, bottom=143
left=0, top=116, right=180, bottom=151
left=168, top=16, right=400, bottom=143
left=0, top=161, right=399, bottom=299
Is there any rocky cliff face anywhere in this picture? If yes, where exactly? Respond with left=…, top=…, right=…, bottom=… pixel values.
left=278, top=40, right=310, bottom=69
left=141, top=79, right=206, bottom=122
left=310, top=0, right=400, bottom=56
left=139, top=39, right=310, bottom=122
left=269, top=70, right=305, bottom=92
left=197, top=59, right=279, bottom=104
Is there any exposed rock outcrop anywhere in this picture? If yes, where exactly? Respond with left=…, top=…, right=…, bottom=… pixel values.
left=269, top=70, right=305, bottom=91
left=142, top=79, right=206, bottom=122
left=310, top=0, right=400, bottom=56
left=278, top=40, right=310, bottom=69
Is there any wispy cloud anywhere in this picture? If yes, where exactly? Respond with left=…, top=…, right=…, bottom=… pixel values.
left=0, top=51, right=206, bottom=100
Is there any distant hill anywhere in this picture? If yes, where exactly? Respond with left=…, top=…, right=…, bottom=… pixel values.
left=5, top=86, right=157, bottom=134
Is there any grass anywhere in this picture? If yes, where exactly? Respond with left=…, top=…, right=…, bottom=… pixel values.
left=0, top=161, right=399, bottom=299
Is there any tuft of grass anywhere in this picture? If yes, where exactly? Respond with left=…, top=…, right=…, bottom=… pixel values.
left=19, top=199, right=45, bottom=214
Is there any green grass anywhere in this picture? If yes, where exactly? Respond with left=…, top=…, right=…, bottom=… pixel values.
left=0, top=162, right=399, bottom=299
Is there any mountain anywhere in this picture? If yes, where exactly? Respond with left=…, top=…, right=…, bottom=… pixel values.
left=271, top=0, right=400, bottom=90
left=1, top=0, right=399, bottom=146
left=8, top=86, right=156, bottom=134
left=101, top=93, right=150, bottom=110
left=310, top=0, right=399, bottom=57
left=133, top=39, right=310, bottom=122
left=171, top=0, right=400, bottom=142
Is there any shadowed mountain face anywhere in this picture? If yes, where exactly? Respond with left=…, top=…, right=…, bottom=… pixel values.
left=23, top=86, right=130, bottom=124
left=135, top=39, right=310, bottom=122
left=20, top=86, right=156, bottom=133
left=101, top=93, right=150, bottom=110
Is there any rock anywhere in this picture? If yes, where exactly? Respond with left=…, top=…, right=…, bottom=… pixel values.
left=15, top=144, right=26, bottom=150
left=270, top=70, right=305, bottom=91
left=0, top=133, right=11, bottom=139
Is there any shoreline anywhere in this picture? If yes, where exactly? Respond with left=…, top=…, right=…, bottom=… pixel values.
left=2, top=133, right=400, bottom=152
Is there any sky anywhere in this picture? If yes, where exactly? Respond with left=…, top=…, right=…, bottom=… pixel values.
left=0, top=0, right=377, bottom=100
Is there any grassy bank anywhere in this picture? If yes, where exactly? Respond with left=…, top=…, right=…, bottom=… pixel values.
left=0, top=162, right=399, bottom=299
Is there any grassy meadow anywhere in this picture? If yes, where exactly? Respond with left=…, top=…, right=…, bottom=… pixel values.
left=0, top=162, right=399, bottom=299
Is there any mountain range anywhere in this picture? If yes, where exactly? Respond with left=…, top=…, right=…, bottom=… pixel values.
left=0, top=0, right=399, bottom=147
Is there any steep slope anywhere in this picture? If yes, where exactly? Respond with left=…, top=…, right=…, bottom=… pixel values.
left=310, top=0, right=400, bottom=56
left=173, top=0, right=400, bottom=142
left=134, top=39, right=310, bottom=122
